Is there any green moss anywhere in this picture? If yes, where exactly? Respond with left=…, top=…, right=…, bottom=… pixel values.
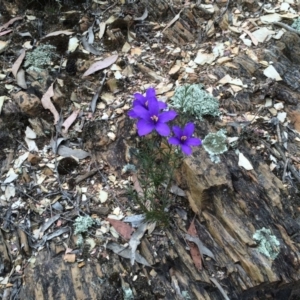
left=24, top=44, right=57, bottom=70
left=170, top=84, right=219, bottom=120
left=74, top=215, right=94, bottom=235
left=202, top=130, right=228, bottom=163
left=253, top=227, right=280, bottom=260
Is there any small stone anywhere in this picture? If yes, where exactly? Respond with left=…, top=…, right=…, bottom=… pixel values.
left=12, top=91, right=43, bottom=116
left=99, top=190, right=108, bottom=203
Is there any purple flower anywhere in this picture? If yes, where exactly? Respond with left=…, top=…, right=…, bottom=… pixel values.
left=131, top=98, right=177, bottom=136
left=128, top=88, right=167, bottom=119
left=168, top=123, right=202, bottom=155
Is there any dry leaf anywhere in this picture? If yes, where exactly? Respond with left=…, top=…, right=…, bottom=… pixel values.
left=99, top=22, right=106, bottom=39
left=162, top=9, right=183, bottom=33
left=16, top=69, right=27, bottom=89
left=134, top=8, right=148, bottom=21
left=62, top=110, right=80, bottom=134
left=131, top=173, right=144, bottom=196
left=168, top=65, right=180, bottom=75
left=263, top=65, right=282, bottom=81
left=129, top=222, right=148, bottom=265
left=106, top=218, right=134, bottom=240
left=106, top=242, right=150, bottom=266
left=41, top=82, right=60, bottom=124
left=83, top=54, right=118, bottom=77
left=187, top=220, right=202, bottom=270
left=0, top=29, right=12, bottom=36
left=0, top=16, right=23, bottom=32
left=57, top=145, right=90, bottom=159
left=242, top=28, right=258, bottom=46
left=238, top=152, right=253, bottom=170
left=43, top=30, right=74, bottom=38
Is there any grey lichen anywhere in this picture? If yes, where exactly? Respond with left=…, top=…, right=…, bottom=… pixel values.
left=253, top=227, right=280, bottom=260
left=291, top=17, right=300, bottom=32
left=202, top=129, right=228, bottom=163
left=170, top=84, right=219, bottom=120
left=24, top=44, right=57, bottom=70
left=74, top=215, right=94, bottom=235
left=76, top=234, right=84, bottom=247
left=122, top=163, right=136, bottom=173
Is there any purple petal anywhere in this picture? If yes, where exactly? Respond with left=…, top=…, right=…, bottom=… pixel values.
left=132, top=105, right=151, bottom=120
left=183, top=123, right=195, bottom=137
left=147, top=98, right=159, bottom=116
left=168, top=137, right=180, bottom=145
left=146, top=88, right=156, bottom=99
left=155, top=123, right=170, bottom=136
left=186, top=137, right=202, bottom=146
left=128, top=110, right=138, bottom=118
left=134, top=93, right=145, bottom=103
left=181, top=144, right=192, bottom=155
left=172, top=126, right=183, bottom=138
left=158, top=101, right=167, bottom=110
left=133, top=99, right=145, bottom=107
left=159, top=110, right=177, bottom=123
left=137, top=119, right=155, bottom=136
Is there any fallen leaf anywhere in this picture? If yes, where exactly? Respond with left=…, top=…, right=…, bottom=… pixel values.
left=106, top=218, right=134, bottom=240
left=0, top=29, right=12, bottom=36
left=260, top=13, right=282, bottom=24
left=81, top=35, right=101, bottom=55
left=263, top=65, right=282, bottom=81
left=252, top=28, right=275, bottom=43
left=16, top=69, right=27, bottom=89
left=187, top=220, right=202, bottom=270
left=99, top=190, right=108, bottom=203
left=12, top=49, right=26, bottom=78
left=242, top=28, right=258, bottom=46
left=43, top=30, right=74, bottom=38
left=99, top=22, right=106, bottom=39
left=83, top=54, right=118, bottom=77
left=0, top=40, right=10, bottom=54
left=129, top=222, right=148, bottom=266
left=194, top=51, right=216, bottom=65
left=131, top=173, right=144, bottom=196
left=238, top=152, right=253, bottom=170
left=62, top=110, right=80, bottom=133
left=0, top=16, right=23, bottom=32
left=210, top=277, right=230, bottom=300
left=3, top=168, right=18, bottom=183
left=57, top=145, right=90, bottom=159
left=134, top=8, right=148, bottom=21
left=68, top=36, right=79, bottom=52
left=162, top=9, right=183, bottom=33
left=0, top=96, right=9, bottom=113
left=41, top=82, right=60, bottom=124
left=168, top=65, right=180, bottom=75
left=123, top=214, right=146, bottom=228
left=106, top=241, right=150, bottom=266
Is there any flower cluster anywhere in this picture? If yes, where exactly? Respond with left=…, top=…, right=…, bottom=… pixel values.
left=128, top=88, right=202, bottom=155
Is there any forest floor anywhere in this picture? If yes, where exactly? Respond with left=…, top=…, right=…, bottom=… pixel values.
left=1, top=0, right=300, bottom=299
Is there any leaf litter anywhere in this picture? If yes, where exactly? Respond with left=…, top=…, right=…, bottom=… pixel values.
left=1, top=0, right=300, bottom=298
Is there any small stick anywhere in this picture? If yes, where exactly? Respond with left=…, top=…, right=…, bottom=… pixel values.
left=276, top=123, right=282, bottom=145
left=273, top=22, right=300, bottom=36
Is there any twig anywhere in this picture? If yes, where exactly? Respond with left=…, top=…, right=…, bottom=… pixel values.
left=273, top=22, right=300, bottom=36
left=276, top=123, right=282, bottom=145
left=282, top=158, right=289, bottom=182
left=75, top=169, right=98, bottom=184
left=273, top=143, right=300, bottom=183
